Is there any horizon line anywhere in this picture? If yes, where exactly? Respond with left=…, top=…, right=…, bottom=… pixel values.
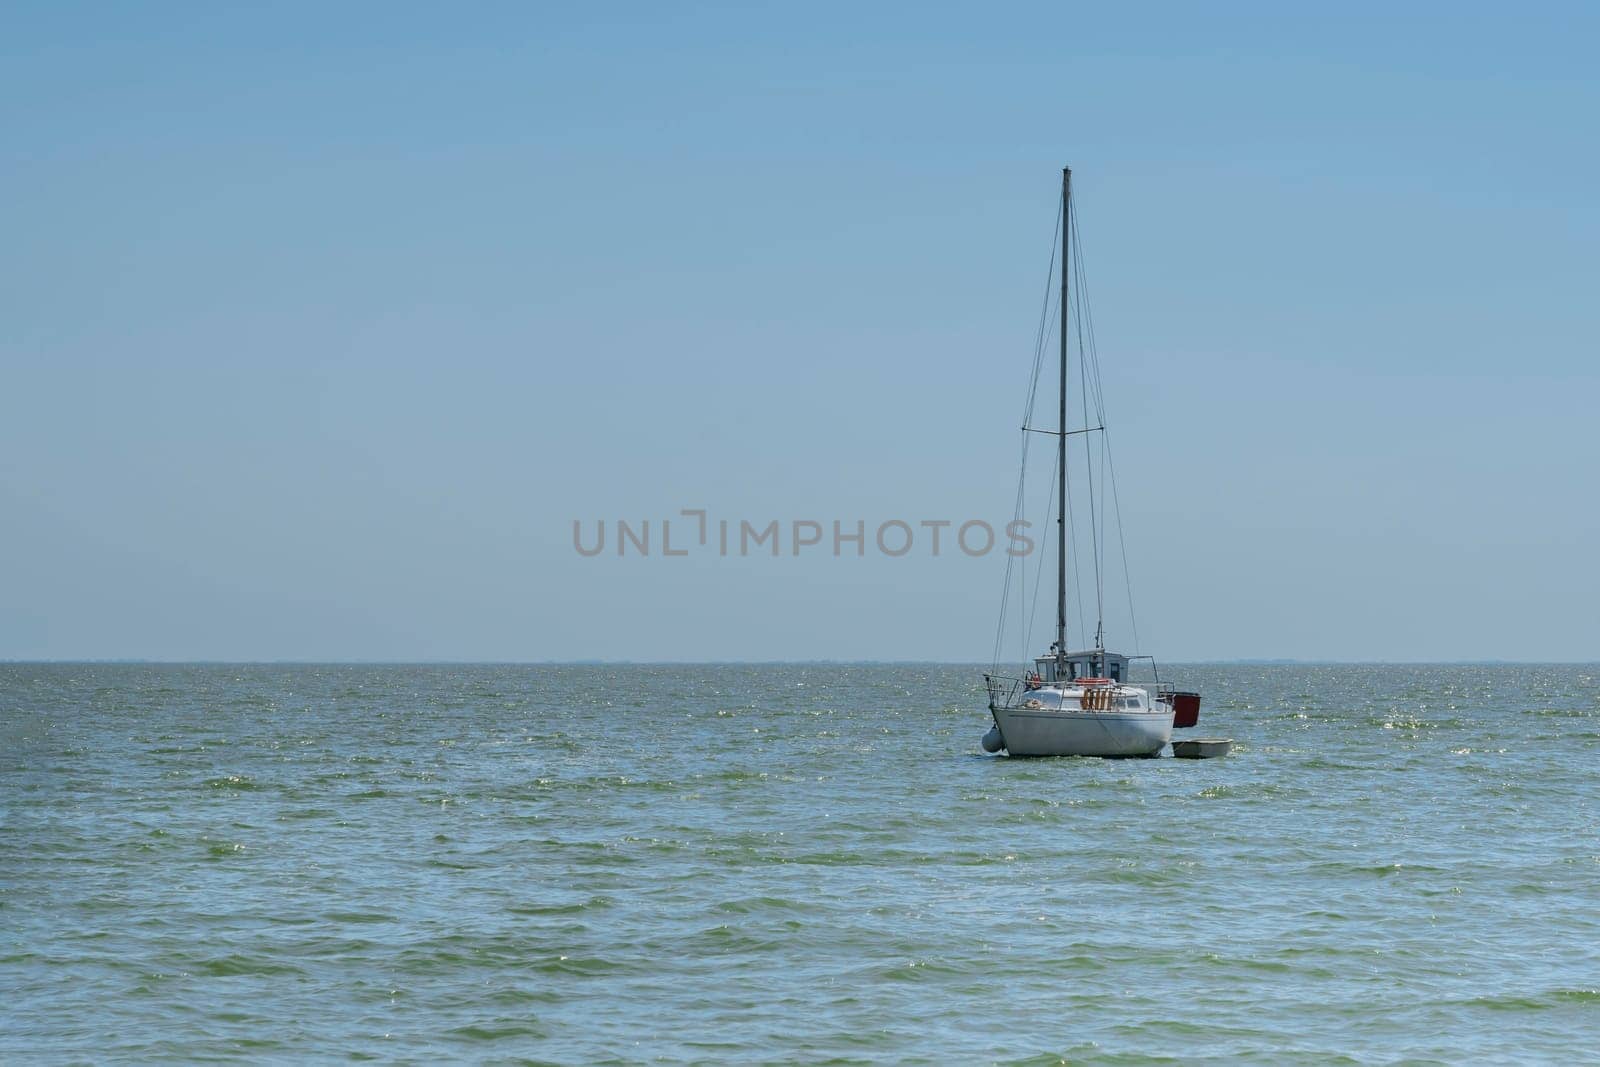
left=2, top=658, right=1596, bottom=667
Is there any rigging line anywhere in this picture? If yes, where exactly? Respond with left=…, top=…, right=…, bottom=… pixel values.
left=1073, top=194, right=1134, bottom=655
left=999, top=298, right=1061, bottom=669
left=992, top=421, right=1036, bottom=670
left=1071, top=199, right=1103, bottom=647
left=1064, top=399, right=1088, bottom=650
left=1021, top=445, right=1059, bottom=665
left=1070, top=204, right=1109, bottom=426
left=1077, top=224, right=1109, bottom=625
left=1019, top=309, right=1061, bottom=432
left=990, top=441, right=1023, bottom=669
left=1070, top=200, right=1113, bottom=643
left=992, top=419, right=1033, bottom=669
left=1071, top=476, right=1088, bottom=649
left=1072, top=187, right=1139, bottom=655
left=1103, top=435, right=1143, bottom=655
left=992, top=201, right=1063, bottom=671
left=1099, top=409, right=1109, bottom=641
left=1021, top=310, right=1069, bottom=664
left=1068, top=203, right=1107, bottom=425
left=1071, top=207, right=1109, bottom=443
left=995, top=301, right=1061, bottom=669
left=1020, top=199, right=1063, bottom=428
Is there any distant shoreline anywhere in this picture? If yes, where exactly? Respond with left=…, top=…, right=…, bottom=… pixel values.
left=4, top=659, right=1596, bottom=667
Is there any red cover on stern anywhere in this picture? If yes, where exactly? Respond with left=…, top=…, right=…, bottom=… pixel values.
left=1171, top=691, right=1202, bottom=729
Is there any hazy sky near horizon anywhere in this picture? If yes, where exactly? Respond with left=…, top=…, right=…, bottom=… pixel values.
left=4, top=2, right=1598, bottom=662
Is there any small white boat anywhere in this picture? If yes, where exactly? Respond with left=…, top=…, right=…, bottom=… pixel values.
left=979, top=167, right=1204, bottom=758
left=1172, top=738, right=1233, bottom=759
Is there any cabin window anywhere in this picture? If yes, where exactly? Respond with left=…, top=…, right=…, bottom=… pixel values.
left=1122, top=696, right=1141, bottom=708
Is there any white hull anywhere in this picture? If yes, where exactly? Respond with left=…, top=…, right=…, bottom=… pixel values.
left=990, top=702, right=1174, bottom=757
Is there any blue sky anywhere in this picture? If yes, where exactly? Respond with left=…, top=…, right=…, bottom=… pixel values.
left=3, top=2, right=1597, bottom=661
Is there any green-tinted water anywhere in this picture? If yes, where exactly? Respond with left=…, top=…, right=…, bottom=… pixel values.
left=4, top=663, right=1599, bottom=1061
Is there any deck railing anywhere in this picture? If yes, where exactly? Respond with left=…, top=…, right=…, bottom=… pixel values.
left=983, top=674, right=1026, bottom=710
left=987, top=672, right=1177, bottom=709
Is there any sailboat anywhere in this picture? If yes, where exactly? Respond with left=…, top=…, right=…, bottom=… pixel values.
left=981, top=167, right=1202, bottom=758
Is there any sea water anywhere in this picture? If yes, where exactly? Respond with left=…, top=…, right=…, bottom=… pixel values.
left=4, top=663, right=1599, bottom=1061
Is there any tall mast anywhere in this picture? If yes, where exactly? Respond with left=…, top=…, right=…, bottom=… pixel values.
left=1056, top=167, right=1070, bottom=665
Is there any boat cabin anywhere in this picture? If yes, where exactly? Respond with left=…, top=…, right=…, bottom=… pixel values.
left=1034, top=650, right=1128, bottom=686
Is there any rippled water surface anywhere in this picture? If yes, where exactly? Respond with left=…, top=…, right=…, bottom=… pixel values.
left=4, top=663, right=1600, bottom=1062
